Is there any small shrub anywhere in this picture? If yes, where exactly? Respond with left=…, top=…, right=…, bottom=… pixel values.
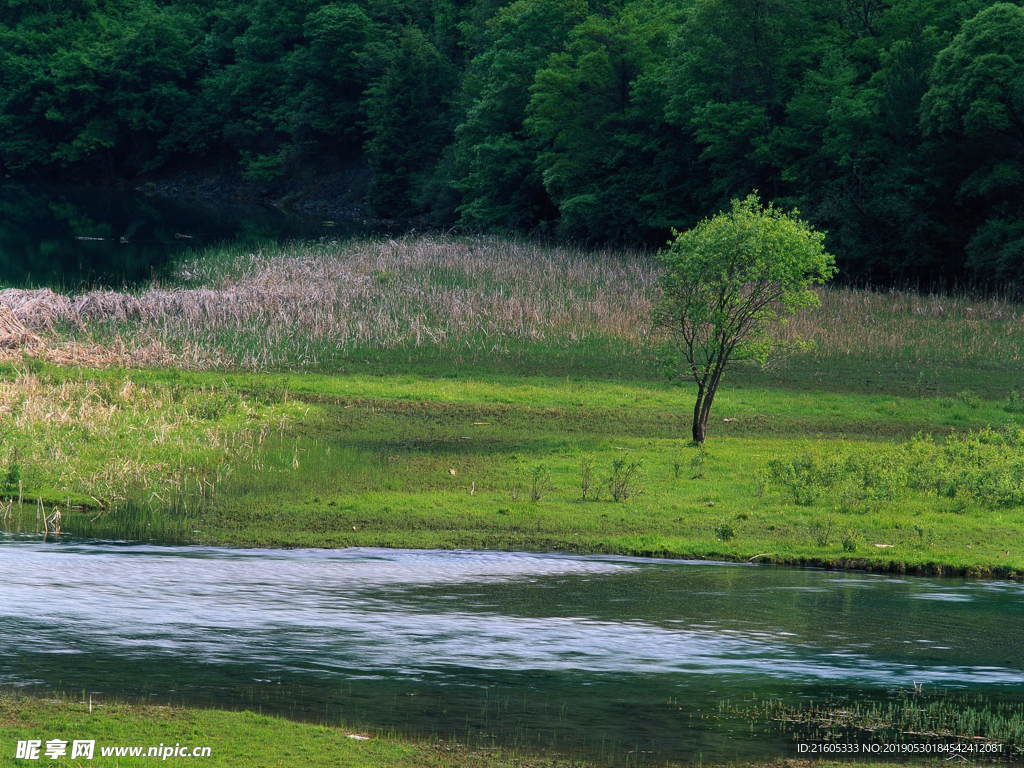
left=765, top=451, right=843, bottom=505
left=809, top=515, right=835, bottom=547
left=956, top=389, right=981, bottom=408
left=853, top=448, right=909, bottom=501
left=608, top=456, right=643, bottom=502
left=1004, top=388, right=1024, bottom=414
left=842, top=532, right=860, bottom=552
left=530, top=463, right=553, bottom=502
left=714, top=522, right=735, bottom=542
left=753, top=466, right=769, bottom=498
left=690, top=445, right=708, bottom=479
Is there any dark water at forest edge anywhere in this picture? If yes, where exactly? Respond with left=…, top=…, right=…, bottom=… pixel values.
left=1, top=537, right=1023, bottom=764
left=0, top=182, right=366, bottom=288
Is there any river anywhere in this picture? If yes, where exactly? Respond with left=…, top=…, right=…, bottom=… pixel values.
left=2, top=536, right=1022, bottom=763
left=0, top=181, right=363, bottom=288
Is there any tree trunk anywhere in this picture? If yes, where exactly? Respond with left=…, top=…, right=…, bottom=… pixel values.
left=698, top=387, right=718, bottom=442
left=692, top=419, right=706, bottom=444
left=693, top=383, right=719, bottom=444
left=691, top=383, right=706, bottom=443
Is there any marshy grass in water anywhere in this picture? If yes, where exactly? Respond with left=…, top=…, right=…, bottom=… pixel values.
left=721, top=690, right=1024, bottom=758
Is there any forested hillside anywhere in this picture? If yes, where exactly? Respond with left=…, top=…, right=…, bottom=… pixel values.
left=1, top=0, right=1022, bottom=283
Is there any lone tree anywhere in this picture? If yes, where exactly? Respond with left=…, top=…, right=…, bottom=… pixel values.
left=655, top=194, right=835, bottom=443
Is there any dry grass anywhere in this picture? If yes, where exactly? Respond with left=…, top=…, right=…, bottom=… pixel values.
left=0, top=336, right=191, bottom=368
left=0, top=235, right=1021, bottom=372
left=0, top=236, right=658, bottom=369
left=0, top=306, right=38, bottom=349
left=784, top=288, right=1024, bottom=365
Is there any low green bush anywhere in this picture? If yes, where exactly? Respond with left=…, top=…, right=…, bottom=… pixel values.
left=607, top=456, right=643, bottom=502
left=1005, top=389, right=1024, bottom=414
left=714, top=522, right=735, bottom=542
left=765, top=423, right=1024, bottom=508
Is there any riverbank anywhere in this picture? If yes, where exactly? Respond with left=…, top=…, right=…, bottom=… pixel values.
left=0, top=696, right=944, bottom=768
left=1, top=363, right=1022, bottom=578
left=0, top=236, right=1023, bottom=577
left=0, top=695, right=580, bottom=767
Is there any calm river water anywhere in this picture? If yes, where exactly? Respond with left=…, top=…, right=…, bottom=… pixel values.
left=2, top=536, right=1023, bottom=763
left=0, top=181, right=361, bottom=288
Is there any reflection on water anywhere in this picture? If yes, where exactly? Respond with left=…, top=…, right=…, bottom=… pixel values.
left=1, top=537, right=1022, bottom=763
left=0, top=182, right=363, bottom=288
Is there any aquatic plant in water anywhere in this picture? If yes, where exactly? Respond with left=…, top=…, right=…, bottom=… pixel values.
left=720, top=689, right=1024, bottom=758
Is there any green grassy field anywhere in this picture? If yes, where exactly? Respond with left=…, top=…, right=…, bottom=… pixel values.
left=0, top=695, right=583, bottom=767
left=1, top=236, right=1023, bottom=576
left=1, top=361, right=1021, bottom=577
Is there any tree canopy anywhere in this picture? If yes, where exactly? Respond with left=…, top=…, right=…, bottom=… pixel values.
left=655, top=194, right=835, bottom=443
left=0, top=0, right=1020, bottom=286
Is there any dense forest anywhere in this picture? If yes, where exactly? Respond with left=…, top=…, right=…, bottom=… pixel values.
left=1, top=0, right=1022, bottom=284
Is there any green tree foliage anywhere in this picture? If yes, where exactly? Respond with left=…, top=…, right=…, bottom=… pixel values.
left=655, top=194, right=836, bottom=443
left=187, top=0, right=377, bottom=180
left=448, top=0, right=590, bottom=230
left=922, top=3, right=1024, bottom=282
left=0, top=0, right=1022, bottom=286
left=525, top=1, right=685, bottom=241
left=0, top=1, right=201, bottom=175
left=662, top=0, right=817, bottom=207
left=364, top=27, right=456, bottom=216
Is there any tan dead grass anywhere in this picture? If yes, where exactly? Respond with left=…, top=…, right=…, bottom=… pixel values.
left=781, top=287, right=1024, bottom=364
left=2, top=338, right=195, bottom=369
left=0, top=306, right=39, bottom=349
left=1, top=235, right=1022, bottom=371
left=0, top=236, right=658, bottom=369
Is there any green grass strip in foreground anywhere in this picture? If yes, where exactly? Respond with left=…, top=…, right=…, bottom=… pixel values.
left=0, top=696, right=945, bottom=768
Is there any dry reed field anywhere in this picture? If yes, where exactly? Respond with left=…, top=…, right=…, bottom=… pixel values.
left=784, top=288, right=1024, bottom=366
left=0, top=234, right=1021, bottom=372
left=0, top=236, right=657, bottom=369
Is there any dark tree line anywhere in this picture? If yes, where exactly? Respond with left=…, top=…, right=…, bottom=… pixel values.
left=1, top=0, right=1022, bottom=284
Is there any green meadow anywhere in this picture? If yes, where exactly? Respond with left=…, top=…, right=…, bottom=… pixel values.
left=0, top=236, right=1022, bottom=577
left=0, top=695, right=586, bottom=768
left=0, top=363, right=1012, bottom=577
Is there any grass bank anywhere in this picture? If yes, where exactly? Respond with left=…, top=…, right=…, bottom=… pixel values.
left=0, top=695, right=951, bottom=768
left=0, top=695, right=584, bottom=767
left=0, top=236, right=1022, bottom=576
left=2, top=363, right=1022, bottom=577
